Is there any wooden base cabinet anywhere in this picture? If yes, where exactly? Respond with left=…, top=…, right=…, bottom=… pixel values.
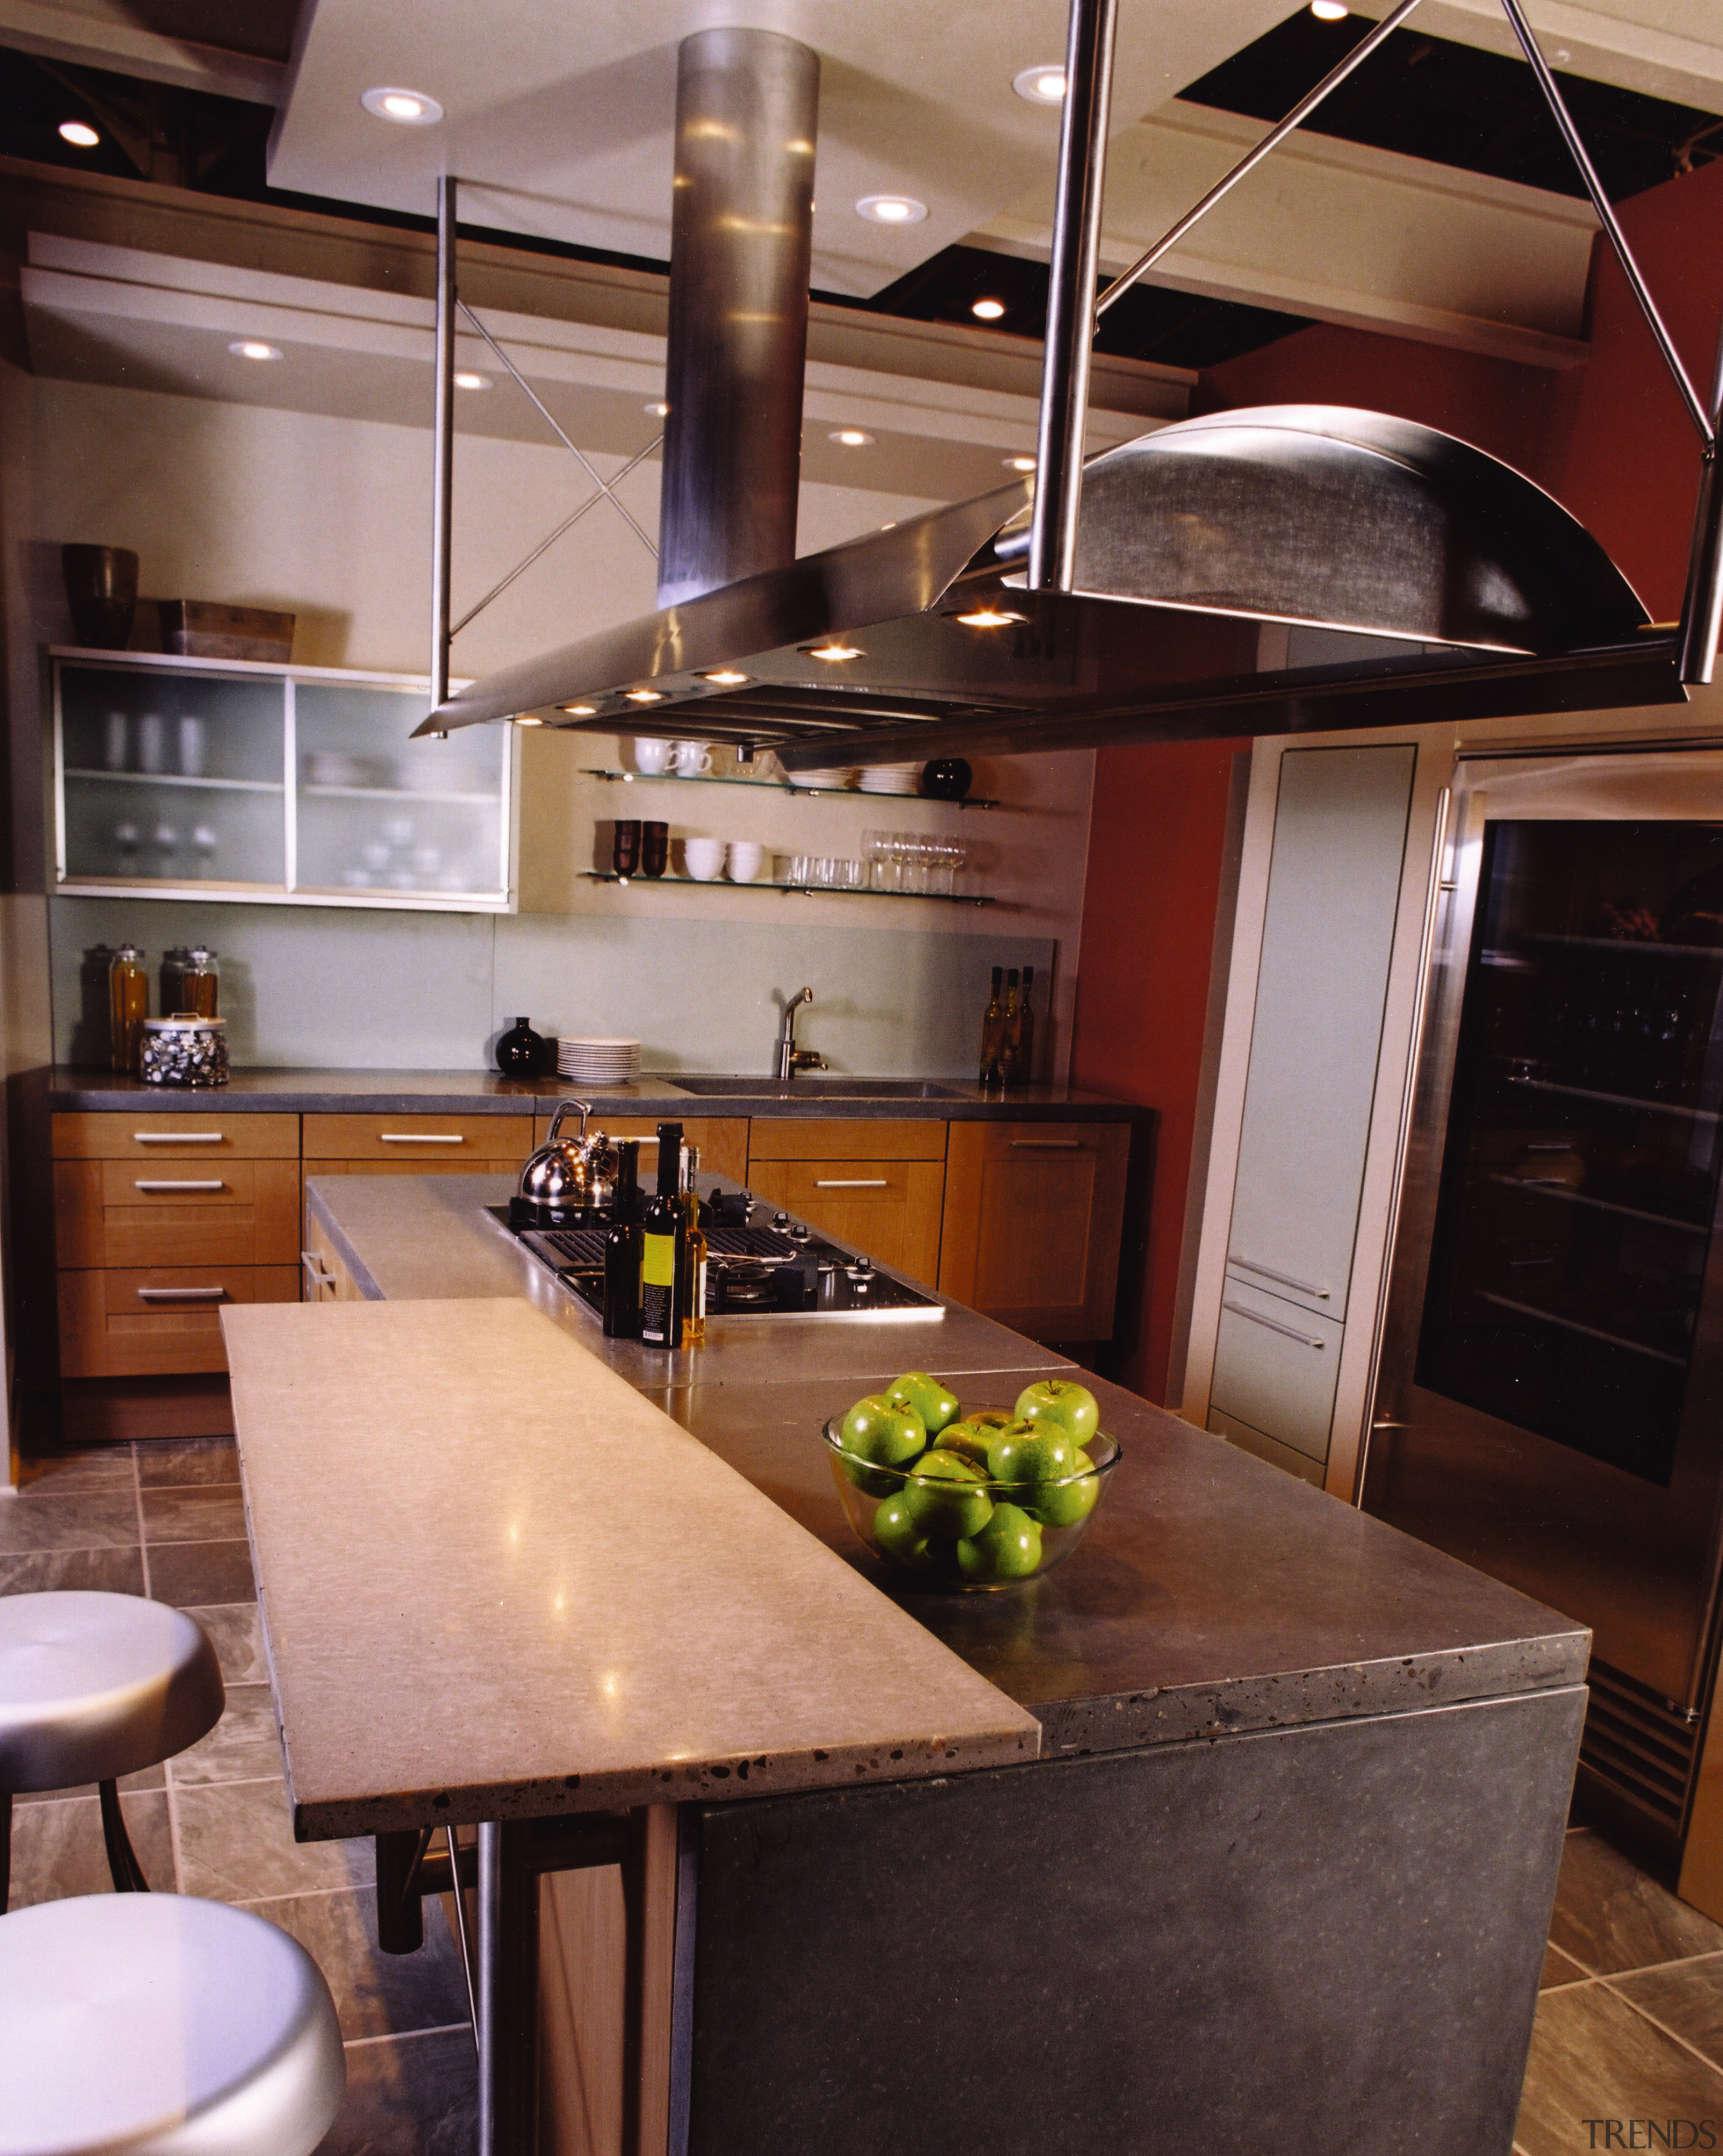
left=746, top=1120, right=946, bottom=1288
left=938, top=1121, right=1131, bottom=1342
left=59, top=1264, right=300, bottom=1377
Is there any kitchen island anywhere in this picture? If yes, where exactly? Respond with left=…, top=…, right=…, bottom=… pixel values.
left=225, top=1171, right=1588, bottom=2156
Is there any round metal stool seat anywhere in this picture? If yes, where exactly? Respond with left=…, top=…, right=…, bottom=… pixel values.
left=0, top=1592, right=226, bottom=1904
left=0, top=1893, right=345, bottom=2156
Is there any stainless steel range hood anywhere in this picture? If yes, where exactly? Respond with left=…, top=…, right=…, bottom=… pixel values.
left=418, top=0, right=1719, bottom=762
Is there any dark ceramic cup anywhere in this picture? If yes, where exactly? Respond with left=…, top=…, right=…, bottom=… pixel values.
left=641, top=820, right=668, bottom=877
left=62, top=544, right=139, bottom=650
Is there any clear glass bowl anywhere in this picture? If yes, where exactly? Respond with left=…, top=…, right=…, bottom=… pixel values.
left=821, top=1416, right=1121, bottom=1591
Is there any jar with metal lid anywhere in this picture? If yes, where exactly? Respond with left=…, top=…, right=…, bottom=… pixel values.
left=178, top=946, right=219, bottom=1019
left=139, top=1013, right=229, bottom=1088
left=109, top=945, right=147, bottom=1074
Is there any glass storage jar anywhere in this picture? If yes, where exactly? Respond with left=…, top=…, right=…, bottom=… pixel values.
left=108, top=945, right=147, bottom=1073
left=139, top=1013, right=229, bottom=1087
left=178, top=946, right=219, bottom=1018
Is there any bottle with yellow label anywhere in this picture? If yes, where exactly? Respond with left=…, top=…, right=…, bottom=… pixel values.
left=638, top=1122, right=684, bottom=1350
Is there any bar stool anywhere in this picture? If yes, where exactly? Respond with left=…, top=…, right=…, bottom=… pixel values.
left=0, top=1591, right=225, bottom=1908
left=0, top=1892, right=346, bottom=2156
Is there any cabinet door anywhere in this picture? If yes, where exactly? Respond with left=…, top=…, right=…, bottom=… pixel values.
left=746, top=1158, right=946, bottom=1286
left=55, top=1157, right=300, bottom=1267
left=59, top=1264, right=300, bottom=1377
left=302, top=1213, right=366, bottom=1303
left=938, top=1122, right=1131, bottom=1341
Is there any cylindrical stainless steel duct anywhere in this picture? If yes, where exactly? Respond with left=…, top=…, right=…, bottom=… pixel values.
left=656, top=28, right=819, bottom=610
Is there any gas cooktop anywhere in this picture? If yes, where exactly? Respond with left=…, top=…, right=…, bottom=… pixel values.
left=491, top=1204, right=944, bottom=1324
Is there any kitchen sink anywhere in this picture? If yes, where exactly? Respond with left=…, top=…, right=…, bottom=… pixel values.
left=665, top=1075, right=970, bottom=1101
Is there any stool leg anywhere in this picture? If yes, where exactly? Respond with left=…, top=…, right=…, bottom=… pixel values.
left=98, top=1780, right=149, bottom=1892
left=1, top=1789, right=11, bottom=1912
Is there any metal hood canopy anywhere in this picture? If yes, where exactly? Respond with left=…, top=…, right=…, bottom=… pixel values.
left=417, top=402, right=1679, bottom=763
left=418, top=0, right=1722, bottom=762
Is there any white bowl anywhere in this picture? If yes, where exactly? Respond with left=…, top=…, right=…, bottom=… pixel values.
left=726, top=842, right=768, bottom=884
left=683, top=839, right=726, bottom=882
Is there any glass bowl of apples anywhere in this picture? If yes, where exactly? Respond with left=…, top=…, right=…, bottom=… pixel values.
left=822, top=1373, right=1120, bottom=1591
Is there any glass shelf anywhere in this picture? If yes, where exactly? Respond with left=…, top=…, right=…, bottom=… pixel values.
left=584, top=768, right=999, bottom=809
left=66, top=768, right=283, bottom=794
left=302, top=784, right=499, bottom=806
left=582, top=871, right=995, bottom=906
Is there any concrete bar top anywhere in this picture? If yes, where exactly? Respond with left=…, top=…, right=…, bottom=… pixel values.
left=220, top=1296, right=1041, bottom=1838
left=52, top=1067, right=1135, bottom=1122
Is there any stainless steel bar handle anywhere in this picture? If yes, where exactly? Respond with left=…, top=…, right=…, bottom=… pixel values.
left=1222, top=1299, right=1325, bottom=1351
left=378, top=1133, right=464, bottom=1145
left=134, top=1178, right=226, bottom=1192
left=814, top=1178, right=888, bottom=1188
left=137, top=1286, right=227, bottom=1301
left=477, top=1820, right=502, bottom=2156
left=133, top=1131, right=223, bottom=1144
left=301, top=1251, right=336, bottom=1293
left=1010, top=1139, right=1082, bottom=1149
left=1228, top=1254, right=1329, bottom=1299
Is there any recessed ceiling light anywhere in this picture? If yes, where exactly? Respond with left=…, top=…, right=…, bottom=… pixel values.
left=561, top=703, right=597, bottom=716
left=643, top=400, right=670, bottom=417
left=360, top=85, right=444, bottom=124
left=514, top=715, right=544, bottom=725
left=228, top=340, right=282, bottom=362
left=1308, top=1, right=1349, bottom=18
left=1004, top=455, right=1036, bottom=472
left=703, top=670, right=749, bottom=686
left=830, top=428, right=874, bottom=447
left=625, top=688, right=665, bottom=704
left=855, top=194, right=927, bottom=225
left=805, top=643, right=862, bottom=662
left=1013, top=65, right=1067, bottom=104
left=58, top=120, right=99, bottom=148
left=454, top=371, right=491, bottom=390
left=955, top=608, right=1026, bottom=628
left=971, top=297, right=1007, bottom=322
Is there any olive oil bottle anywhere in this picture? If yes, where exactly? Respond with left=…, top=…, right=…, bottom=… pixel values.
left=995, top=969, right=1021, bottom=1087
left=1013, top=964, right=1036, bottom=1087
left=639, top=1122, right=685, bottom=1350
left=979, top=966, right=1004, bottom=1085
left=680, top=1144, right=708, bottom=1349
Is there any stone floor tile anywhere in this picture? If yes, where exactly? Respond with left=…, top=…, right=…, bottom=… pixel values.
left=0, top=1546, right=145, bottom=1596
left=5, top=1789, right=175, bottom=1906
left=172, top=1776, right=369, bottom=1904
left=185, top=1601, right=267, bottom=1683
left=314, top=2027, right=477, bottom=2156
left=14, top=1760, right=164, bottom=1807
left=147, top=1538, right=254, bottom=1607
left=1542, top=1943, right=1589, bottom=1990
left=141, top=1486, right=247, bottom=1544
left=1611, top=1955, right=1723, bottom=2074
left=170, top=1682, right=285, bottom=1787
left=0, top=1493, right=139, bottom=1554
left=136, top=1435, right=240, bottom=1488
left=14, top=1447, right=134, bottom=1494
left=1549, top=1831, right=1723, bottom=1975
left=254, top=1888, right=470, bottom=2042
left=1516, top=1982, right=1723, bottom=2155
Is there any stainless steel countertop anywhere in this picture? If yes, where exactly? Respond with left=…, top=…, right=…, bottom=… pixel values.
left=305, top=1173, right=1588, bottom=1744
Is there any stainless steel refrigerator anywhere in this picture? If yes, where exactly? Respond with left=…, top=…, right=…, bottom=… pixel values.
left=1364, top=748, right=1723, bottom=1881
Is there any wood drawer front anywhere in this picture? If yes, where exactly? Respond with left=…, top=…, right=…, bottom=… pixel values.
left=55, top=1158, right=300, bottom=1268
left=939, top=1122, right=1132, bottom=1342
left=302, top=1114, right=534, bottom=1162
left=59, top=1264, right=300, bottom=1377
left=745, top=1158, right=946, bottom=1287
left=53, top=1112, right=299, bottom=1160
left=745, top=1117, right=946, bottom=1163
left=534, top=1116, right=749, bottom=1185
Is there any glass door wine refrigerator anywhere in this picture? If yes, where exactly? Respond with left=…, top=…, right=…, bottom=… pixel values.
left=1365, top=750, right=1723, bottom=1885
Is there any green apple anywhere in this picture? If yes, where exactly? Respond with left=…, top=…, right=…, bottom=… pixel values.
left=1026, top=1448, right=1099, bottom=1529
left=886, top=1371, right=960, bottom=1436
left=839, top=1394, right=925, bottom=1466
left=956, top=1503, right=1043, bottom=1582
left=903, top=1449, right=993, bottom=1540
left=967, top=1409, right=1014, bottom=1432
left=1014, top=1377, right=1100, bottom=1449
left=936, top=1420, right=995, bottom=1471
left=872, top=1494, right=934, bottom=1571
left=986, top=1420, right=1080, bottom=1489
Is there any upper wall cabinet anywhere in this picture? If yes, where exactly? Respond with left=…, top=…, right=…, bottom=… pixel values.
left=52, top=650, right=514, bottom=912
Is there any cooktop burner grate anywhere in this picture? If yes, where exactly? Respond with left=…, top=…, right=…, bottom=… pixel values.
left=536, top=1223, right=800, bottom=1270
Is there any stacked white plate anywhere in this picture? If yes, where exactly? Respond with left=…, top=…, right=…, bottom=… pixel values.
left=791, top=767, right=857, bottom=791
left=858, top=762, right=924, bottom=795
left=556, top=1036, right=641, bottom=1085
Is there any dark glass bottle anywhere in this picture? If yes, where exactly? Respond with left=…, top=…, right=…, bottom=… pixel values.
left=639, top=1122, right=685, bottom=1349
left=996, top=970, right=1022, bottom=1087
left=979, top=966, right=1004, bottom=1085
left=602, top=1141, right=641, bottom=1338
left=1013, top=964, right=1036, bottom=1087
left=495, top=1016, right=545, bottom=1075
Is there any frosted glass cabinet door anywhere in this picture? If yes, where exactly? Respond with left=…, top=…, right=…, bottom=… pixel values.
left=1223, top=745, right=1417, bottom=1321
left=293, top=684, right=507, bottom=900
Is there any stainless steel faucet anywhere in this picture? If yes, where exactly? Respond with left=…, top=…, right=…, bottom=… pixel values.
left=775, top=986, right=827, bottom=1081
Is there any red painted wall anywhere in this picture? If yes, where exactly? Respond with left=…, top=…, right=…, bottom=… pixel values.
left=1071, top=157, right=1723, bottom=1407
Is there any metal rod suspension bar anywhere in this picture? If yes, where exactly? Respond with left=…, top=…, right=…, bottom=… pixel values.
left=444, top=1824, right=479, bottom=2050
left=1500, top=0, right=1712, bottom=445
left=457, top=300, right=658, bottom=557
left=1028, top=0, right=1119, bottom=594
left=477, top=1821, right=501, bottom=2156
left=429, top=175, right=456, bottom=709
left=1096, top=0, right=1424, bottom=318
left=452, top=432, right=662, bottom=637
left=1678, top=318, right=1723, bottom=683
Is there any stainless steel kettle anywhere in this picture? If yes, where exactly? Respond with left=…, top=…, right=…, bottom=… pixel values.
left=518, top=1100, right=619, bottom=1211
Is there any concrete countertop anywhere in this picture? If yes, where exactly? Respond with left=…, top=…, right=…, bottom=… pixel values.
left=50, top=1067, right=1137, bottom=1122
left=305, top=1172, right=1590, bottom=1753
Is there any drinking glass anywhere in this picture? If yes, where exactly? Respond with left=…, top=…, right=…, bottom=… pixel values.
left=612, top=819, right=642, bottom=875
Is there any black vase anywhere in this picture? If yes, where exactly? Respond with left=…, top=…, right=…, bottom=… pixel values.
left=495, top=1017, right=545, bottom=1075
left=921, top=758, right=973, bottom=801
left=62, top=544, right=139, bottom=650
